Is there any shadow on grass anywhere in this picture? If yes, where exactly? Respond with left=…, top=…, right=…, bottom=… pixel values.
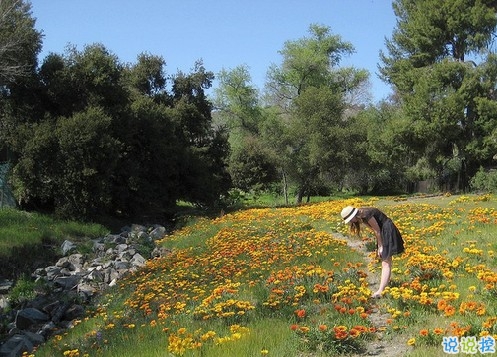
left=0, top=237, right=61, bottom=280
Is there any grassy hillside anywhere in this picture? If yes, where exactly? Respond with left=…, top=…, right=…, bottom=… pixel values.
left=17, top=194, right=497, bottom=356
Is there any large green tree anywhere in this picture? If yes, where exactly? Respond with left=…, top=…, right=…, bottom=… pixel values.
left=379, top=0, right=497, bottom=191
left=264, top=24, right=369, bottom=203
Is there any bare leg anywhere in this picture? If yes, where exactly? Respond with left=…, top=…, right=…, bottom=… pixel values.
left=372, top=256, right=392, bottom=298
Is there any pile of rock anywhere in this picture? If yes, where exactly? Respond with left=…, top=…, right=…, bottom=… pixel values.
left=0, top=224, right=168, bottom=357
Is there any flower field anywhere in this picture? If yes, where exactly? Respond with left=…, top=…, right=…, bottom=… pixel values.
left=31, top=194, right=497, bottom=356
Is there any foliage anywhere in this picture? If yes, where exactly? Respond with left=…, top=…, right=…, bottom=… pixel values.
left=0, top=0, right=42, bottom=85
left=379, top=0, right=497, bottom=191
left=470, top=167, right=497, bottom=193
left=9, top=275, right=36, bottom=306
left=8, top=274, right=49, bottom=307
left=264, top=24, right=370, bottom=202
left=4, top=42, right=231, bottom=220
left=228, top=136, right=279, bottom=192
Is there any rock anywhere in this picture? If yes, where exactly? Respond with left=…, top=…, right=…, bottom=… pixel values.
left=20, top=331, right=44, bottom=346
left=0, top=280, right=13, bottom=295
left=64, top=305, right=84, bottom=320
left=76, top=283, right=97, bottom=299
left=150, top=226, right=166, bottom=240
left=0, top=334, right=33, bottom=357
left=0, top=296, right=8, bottom=310
left=131, top=253, right=146, bottom=267
left=15, top=308, right=49, bottom=330
left=151, top=247, right=171, bottom=258
left=60, top=240, right=77, bottom=255
left=53, top=276, right=82, bottom=290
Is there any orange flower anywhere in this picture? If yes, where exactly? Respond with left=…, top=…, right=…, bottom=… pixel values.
left=349, top=328, right=361, bottom=338
left=334, top=325, right=348, bottom=333
left=477, top=307, right=486, bottom=316
left=437, top=299, right=447, bottom=311
left=353, top=325, right=369, bottom=333
left=419, top=329, right=429, bottom=336
left=444, top=305, right=456, bottom=317
left=295, top=309, right=306, bottom=319
left=318, top=324, right=327, bottom=332
left=290, top=324, right=299, bottom=331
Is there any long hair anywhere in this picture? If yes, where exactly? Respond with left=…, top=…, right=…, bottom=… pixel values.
left=350, top=220, right=361, bottom=236
left=350, top=208, right=366, bottom=236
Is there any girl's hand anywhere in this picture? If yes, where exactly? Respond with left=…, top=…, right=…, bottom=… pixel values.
left=377, top=246, right=383, bottom=258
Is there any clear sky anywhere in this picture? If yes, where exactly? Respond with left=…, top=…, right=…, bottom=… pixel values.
left=29, top=0, right=397, bottom=103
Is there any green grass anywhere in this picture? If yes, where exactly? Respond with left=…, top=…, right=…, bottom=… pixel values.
left=0, top=207, right=109, bottom=279
left=0, top=207, right=109, bottom=252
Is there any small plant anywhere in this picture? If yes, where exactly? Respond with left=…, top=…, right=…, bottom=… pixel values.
left=9, top=275, right=39, bottom=307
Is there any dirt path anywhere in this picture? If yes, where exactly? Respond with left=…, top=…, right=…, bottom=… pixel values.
left=343, top=235, right=411, bottom=357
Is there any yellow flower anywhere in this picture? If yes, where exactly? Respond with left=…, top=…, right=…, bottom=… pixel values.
left=407, top=338, right=416, bottom=346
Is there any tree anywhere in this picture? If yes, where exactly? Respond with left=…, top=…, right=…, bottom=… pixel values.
left=53, top=107, right=120, bottom=218
left=354, top=102, right=415, bottom=193
left=126, top=53, right=167, bottom=97
left=379, top=0, right=497, bottom=191
left=10, top=44, right=128, bottom=218
left=171, top=61, right=231, bottom=207
left=0, top=0, right=42, bottom=161
left=213, top=66, right=280, bottom=194
left=264, top=24, right=369, bottom=203
left=0, top=0, right=41, bottom=84
left=228, top=135, right=279, bottom=193
left=7, top=42, right=231, bottom=219
left=214, top=65, right=262, bottom=136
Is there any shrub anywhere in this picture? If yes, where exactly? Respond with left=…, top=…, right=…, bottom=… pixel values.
left=470, top=167, right=497, bottom=193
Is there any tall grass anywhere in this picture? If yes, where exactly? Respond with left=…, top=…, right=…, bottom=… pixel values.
left=21, top=194, right=497, bottom=356
left=0, top=207, right=109, bottom=253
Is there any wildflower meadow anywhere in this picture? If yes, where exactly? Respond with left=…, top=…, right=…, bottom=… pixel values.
left=30, top=194, right=497, bottom=356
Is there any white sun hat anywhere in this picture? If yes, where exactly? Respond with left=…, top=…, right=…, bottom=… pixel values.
left=341, top=206, right=358, bottom=224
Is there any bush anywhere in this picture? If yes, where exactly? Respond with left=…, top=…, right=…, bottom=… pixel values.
left=9, top=275, right=41, bottom=307
left=470, top=167, right=497, bottom=193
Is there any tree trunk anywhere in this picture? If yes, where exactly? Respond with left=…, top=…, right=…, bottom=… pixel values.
left=295, top=185, right=304, bottom=205
left=282, top=170, right=288, bottom=205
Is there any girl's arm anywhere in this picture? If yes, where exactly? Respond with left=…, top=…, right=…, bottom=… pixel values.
left=366, top=217, right=383, bottom=257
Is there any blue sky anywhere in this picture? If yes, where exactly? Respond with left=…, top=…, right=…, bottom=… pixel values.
left=30, top=0, right=397, bottom=103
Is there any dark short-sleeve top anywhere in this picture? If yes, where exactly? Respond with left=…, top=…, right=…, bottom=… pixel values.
left=359, top=207, right=405, bottom=259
